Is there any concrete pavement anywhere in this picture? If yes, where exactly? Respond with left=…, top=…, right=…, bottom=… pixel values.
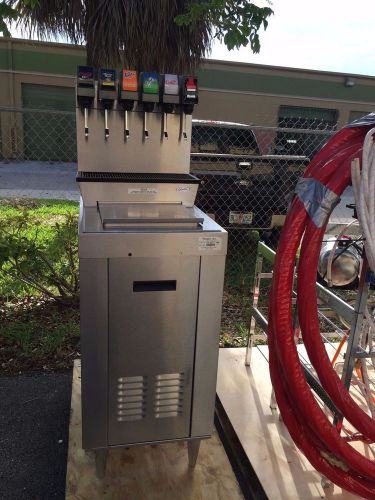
left=0, top=161, right=79, bottom=201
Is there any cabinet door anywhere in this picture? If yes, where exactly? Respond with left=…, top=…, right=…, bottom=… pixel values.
left=108, top=255, right=200, bottom=445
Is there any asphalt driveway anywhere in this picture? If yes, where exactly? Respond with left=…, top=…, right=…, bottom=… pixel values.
left=0, top=161, right=78, bottom=201
left=0, top=371, right=72, bottom=500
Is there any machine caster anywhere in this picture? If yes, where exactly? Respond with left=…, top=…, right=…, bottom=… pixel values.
left=95, top=449, right=108, bottom=479
left=188, top=439, right=201, bottom=468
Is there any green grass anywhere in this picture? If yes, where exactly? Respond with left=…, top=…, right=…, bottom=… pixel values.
left=0, top=297, right=80, bottom=374
left=0, top=198, right=79, bottom=259
left=1, top=312, right=79, bottom=354
left=224, top=230, right=259, bottom=289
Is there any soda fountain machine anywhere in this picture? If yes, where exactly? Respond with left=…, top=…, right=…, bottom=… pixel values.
left=76, top=66, right=227, bottom=475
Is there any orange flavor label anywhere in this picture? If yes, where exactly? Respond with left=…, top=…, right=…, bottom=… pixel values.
left=122, top=70, right=138, bottom=91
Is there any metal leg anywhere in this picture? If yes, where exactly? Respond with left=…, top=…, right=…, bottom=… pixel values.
left=188, top=439, right=201, bottom=468
left=321, top=475, right=333, bottom=489
left=334, top=256, right=370, bottom=429
left=245, top=316, right=256, bottom=366
left=341, top=257, right=370, bottom=389
left=270, top=388, right=278, bottom=411
left=95, top=449, right=108, bottom=479
left=245, top=255, right=264, bottom=366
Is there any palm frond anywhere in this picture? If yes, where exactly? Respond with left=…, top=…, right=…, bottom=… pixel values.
left=14, top=0, right=211, bottom=72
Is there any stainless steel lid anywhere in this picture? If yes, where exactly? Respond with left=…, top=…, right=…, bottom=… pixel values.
left=98, top=203, right=204, bottom=230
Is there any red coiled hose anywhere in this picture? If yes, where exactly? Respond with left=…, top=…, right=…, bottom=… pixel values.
left=268, top=123, right=375, bottom=498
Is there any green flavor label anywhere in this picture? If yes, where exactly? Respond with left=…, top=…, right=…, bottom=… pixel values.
left=143, top=72, right=159, bottom=94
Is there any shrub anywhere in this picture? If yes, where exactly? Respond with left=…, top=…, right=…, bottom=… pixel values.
left=0, top=209, right=79, bottom=305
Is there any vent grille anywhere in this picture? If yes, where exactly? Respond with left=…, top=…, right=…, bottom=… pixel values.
left=117, top=375, right=147, bottom=422
left=154, top=373, right=184, bottom=419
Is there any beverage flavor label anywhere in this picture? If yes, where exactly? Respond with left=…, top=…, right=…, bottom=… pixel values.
left=122, top=70, right=138, bottom=91
left=77, top=66, right=94, bottom=82
left=185, top=77, right=197, bottom=90
left=164, top=74, right=179, bottom=95
left=143, top=72, right=159, bottom=94
left=100, top=69, right=116, bottom=87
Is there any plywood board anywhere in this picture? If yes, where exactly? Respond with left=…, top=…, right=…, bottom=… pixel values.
left=217, top=347, right=367, bottom=500
left=66, top=360, right=243, bottom=500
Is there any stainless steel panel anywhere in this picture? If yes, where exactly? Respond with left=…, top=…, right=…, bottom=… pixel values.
left=79, top=229, right=227, bottom=259
left=191, top=255, right=226, bottom=436
left=78, top=182, right=199, bottom=207
left=108, top=255, right=200, bottom=445
left=76, top=106, right=192, bottom=173
left=80, top=258, right=108, bottom=449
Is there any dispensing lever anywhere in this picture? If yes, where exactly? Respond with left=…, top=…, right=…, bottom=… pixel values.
left=182, top=114, right=187, bottom=140
left=104, top=109, right=109, bottom=139
left=163, top=113, right=168, bottom=139
left=181, top=76, right=198, bottom=141
left=76, top=66, right=95, bottom=139
left=120, top=69, right=138, bottom=140
left=124, top=110, right=129, bottom=138
left=84, top=108, right=89, bottom=137
left=162, top=74, right=179, bottom=141
left=144, top=112, right=149, bottom=139
left=98, top=68, right=117, bottom=141
left=141, top=72, right=159, bottom=140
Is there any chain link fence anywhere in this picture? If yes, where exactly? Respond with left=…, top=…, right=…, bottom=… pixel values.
left=189, top=119, right=338, bottom=289
left=0, top=107, right=77, bottom=163
left=0, top=107, right=344, bottom=291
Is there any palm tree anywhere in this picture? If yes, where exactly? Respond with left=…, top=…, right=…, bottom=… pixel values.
left=11, top=0, right=272, bottom=72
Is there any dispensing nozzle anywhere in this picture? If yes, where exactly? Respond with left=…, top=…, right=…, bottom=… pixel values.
left=125, top=111, right=129, bottom=138
left=144, top=113, right=149, bottom=138
left=84, top=108, right=89, bottom=137
left=104, top=109, right=109, bottom=139
left=182, top=116, right=188, bottom=140
left=162, top=74, right=179, bottom=140
left=98, top=68, right=117, bottom=140
left=76, top=66, right=95, bottom=138
left=181, top=76, right=198, bottom=140
left=163, top=114, right=168, bottom=139
left=119, top=69, right=138, bottom=140
left=141, top=72, right=160, bottom=140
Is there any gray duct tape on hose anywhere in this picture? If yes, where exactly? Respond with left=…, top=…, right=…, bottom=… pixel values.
left=295, top=177, right=341, bottom=228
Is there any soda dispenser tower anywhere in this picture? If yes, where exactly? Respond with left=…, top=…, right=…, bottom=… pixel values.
left=76, top=66, right=227, bottom=475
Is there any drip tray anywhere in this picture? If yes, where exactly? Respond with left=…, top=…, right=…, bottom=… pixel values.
left=98, top=203, right=204, bottom=230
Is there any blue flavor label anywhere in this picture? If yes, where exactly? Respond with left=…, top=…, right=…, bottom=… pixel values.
left=100, top=68, right=116, bottom=86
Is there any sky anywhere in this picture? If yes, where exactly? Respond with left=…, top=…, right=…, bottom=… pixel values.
left=210, top=0, right=375, bottom=76
left=10, top=0, right=375, bottom=77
